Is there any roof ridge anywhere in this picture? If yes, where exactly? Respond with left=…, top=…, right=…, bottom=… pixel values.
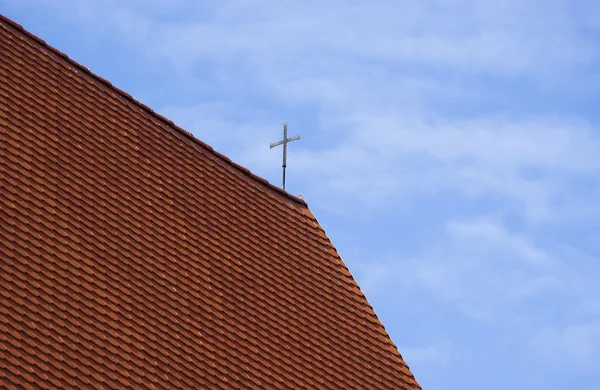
left=0, top=13, right=307, bottom=208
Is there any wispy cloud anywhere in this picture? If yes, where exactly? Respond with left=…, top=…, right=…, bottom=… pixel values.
left=532, top=321, right=600, bottom=373
left=349, top=215, right=600, bottom=380
left=352, top=218, right=563, bottom=319
left=400, top=341, right=459, bottom=367
left=286, top=115, right=600, bottom=221
left=120, top=0, right=599, bottom=75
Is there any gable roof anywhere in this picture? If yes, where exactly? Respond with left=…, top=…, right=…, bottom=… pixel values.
left=0, top=14, right=420, bottom=389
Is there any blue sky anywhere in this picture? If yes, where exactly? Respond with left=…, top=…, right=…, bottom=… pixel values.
left=3, top=1, right=600, bottom=388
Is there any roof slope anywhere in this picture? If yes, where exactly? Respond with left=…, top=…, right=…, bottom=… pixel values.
left=0, top=15, right=420, bottom=389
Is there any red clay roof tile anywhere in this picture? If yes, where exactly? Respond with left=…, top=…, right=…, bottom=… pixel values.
left=0, top=13, right=420, bottom=389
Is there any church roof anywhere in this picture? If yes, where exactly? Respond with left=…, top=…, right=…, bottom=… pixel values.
left=0, top=14, right=420, bottom=389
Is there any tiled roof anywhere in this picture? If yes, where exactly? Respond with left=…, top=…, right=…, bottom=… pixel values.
left=0, top=14, right=420, bottom=389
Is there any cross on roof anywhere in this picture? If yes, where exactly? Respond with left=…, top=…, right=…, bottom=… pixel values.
left=270, top=122, right=300, bottom=191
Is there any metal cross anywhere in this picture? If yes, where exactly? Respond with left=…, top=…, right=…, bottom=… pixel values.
left=270, top=122, right=300, bottom=191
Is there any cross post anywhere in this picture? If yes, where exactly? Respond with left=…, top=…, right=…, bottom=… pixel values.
left=270, top=122, right=300, bottom=191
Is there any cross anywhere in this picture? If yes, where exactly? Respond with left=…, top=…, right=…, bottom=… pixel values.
left=270, top=122, right=300, bottom=191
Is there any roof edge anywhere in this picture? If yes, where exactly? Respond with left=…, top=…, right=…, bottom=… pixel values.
left=0, top=13, right=307, bottom=208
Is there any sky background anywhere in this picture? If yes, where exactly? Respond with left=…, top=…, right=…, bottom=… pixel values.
left=3, top=1, right=600, bottom=388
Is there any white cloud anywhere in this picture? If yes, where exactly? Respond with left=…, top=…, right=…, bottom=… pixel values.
left=281, top=115, right=600, bottom=223
left=143, top=0, right=596, bottom=74
left=353, top=219, right=562, bottom=300
left=532, top=321, right=600, bottom=373
left=28, top=0, right=599, bottom=78
left=447, top=219, right=552, bottom=267
left=400, top=342, right=458, bottom=366
left=349, top=217, right=600, bottom=372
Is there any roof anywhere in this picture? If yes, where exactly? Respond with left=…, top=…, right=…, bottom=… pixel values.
left=0, top=14, right=420, bottom=389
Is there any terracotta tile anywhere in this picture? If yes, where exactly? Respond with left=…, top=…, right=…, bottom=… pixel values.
left=1, top=14, right=420, bottom=389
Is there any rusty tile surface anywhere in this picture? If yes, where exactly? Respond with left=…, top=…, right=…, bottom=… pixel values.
left=0, top=14, right=420, bottom=389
